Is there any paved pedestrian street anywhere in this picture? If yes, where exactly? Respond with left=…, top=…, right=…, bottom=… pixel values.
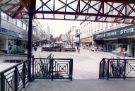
left=24, top=48, right=135, bottom=91
left=33, top=47, right=127, bottom=79
left=25, top=79, right=135, bottom=91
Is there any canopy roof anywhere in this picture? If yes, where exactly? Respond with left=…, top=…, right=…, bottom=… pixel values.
left=0, top=0, right=135, bottom=24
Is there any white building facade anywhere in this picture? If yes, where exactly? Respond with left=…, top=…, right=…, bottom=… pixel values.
left=0, top=12, right=45, bottom=54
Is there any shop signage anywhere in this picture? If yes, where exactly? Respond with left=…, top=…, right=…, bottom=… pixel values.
left=94, top=25, right=135, bottom=40
left=0, top=28, right=19, bottom=37
left=81, top=37, right=92, bottom=43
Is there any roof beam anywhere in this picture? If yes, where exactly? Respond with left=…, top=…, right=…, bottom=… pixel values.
left=35, top=11, right=135, bottom=19
left=1, top=0, right=135, bottom=24
left=91, top=0, right=135, bottom=3
left=28, top=0, right=36, bottom=11
left=12, top=6, right=23, bottom=18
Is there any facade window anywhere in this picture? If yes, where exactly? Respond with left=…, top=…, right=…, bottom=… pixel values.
left=7, top=15, right=9, bottom=21
left=23, top=22, right=26, bottom=30
left=1, top=12, right=17, bottom=25
left=1, top=12, right=7, bottom=20
left=8, top=17, right=13, bottom=23
left=26, top=25, right=28, bottom=31
left=12, top=19, right=16, bottom=25
left=17, top=19, right=22, bottom=28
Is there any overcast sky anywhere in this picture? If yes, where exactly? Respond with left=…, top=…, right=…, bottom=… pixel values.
left=40, top=20, right=81, bottom=37
left=36, top=0, right=81, bottom=37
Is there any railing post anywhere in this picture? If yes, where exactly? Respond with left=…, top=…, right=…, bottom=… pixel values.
left=102, top=59, right=105, bottom=78
left=22, top=62, right=26, bottom=88
left=107, top=59, right=110, bottom=80
left=69, top=59, right=73, bottom=81
left=123, top=59, right=127, bottom=80
left=99, top=58, right=105, bottom=79
left=32, top=56, right=35, bottom=81
left=14, top=67, right=18, bottom=91
left=99, top=62, right=101, bottom=79
left=50, top=58, right=54, bottom=81
left=1, top=74, right=5, bottom=91
left=49, top=59, right=51, bottom=78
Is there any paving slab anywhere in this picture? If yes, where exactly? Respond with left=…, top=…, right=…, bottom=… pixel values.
left=25, top=79, right=135, bottom=91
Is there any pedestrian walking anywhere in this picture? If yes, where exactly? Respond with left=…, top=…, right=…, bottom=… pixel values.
left=34, top=44, right=37, bottom=51
left=34, top=46, right=37, bottom=51
left=77, top=46, right=80, bottom=53
left=120, top=47, right=125, bottom=56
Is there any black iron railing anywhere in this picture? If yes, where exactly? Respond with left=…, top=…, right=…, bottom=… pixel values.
left=32, top=54, right=53, bottom=79
left=99, top=58, right=135, bottom=80
left=33, top=54, right=73, bottom=80
left=99, top=58, right=107, bottom=79
left=0, top=53, right=73, bottom=91
left=51, top=58, right=73, bottom=80
left=0, top=60, right=29, bottom=91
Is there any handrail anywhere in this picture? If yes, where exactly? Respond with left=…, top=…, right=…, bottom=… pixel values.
left=0, top=60, right=28, bottom=74
left=0, top=60, right=29, bottom=91
left=53, top=58, right=73, bottom=60
left=4, top=54, right=27, bottom=56
left=34, top=53, right=53, bottom=59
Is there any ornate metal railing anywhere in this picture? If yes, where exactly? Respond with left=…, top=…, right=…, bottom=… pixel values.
left=0, top=53, right=73, bottom=91
left=99, top=58, right=135, bottom=80
left=51, top=58, right=73, bottom=80
left=33, top=54, right=73, bottom=80
left=0, top=60, right=29, bottom=91
left=99, top=58, right=108, bottom=79
left=33, top=54, right=52, bottom=79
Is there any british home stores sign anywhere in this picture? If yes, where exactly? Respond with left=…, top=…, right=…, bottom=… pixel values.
left=94, top=25, right=135, bottom=40
left=0, top=28, right=19, bottom=37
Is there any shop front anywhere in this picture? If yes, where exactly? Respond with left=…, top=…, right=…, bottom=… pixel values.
left=0, top=27, right=21, bottom=54
left=94, top=25, right=135, bottom=57
left=81, top=37, right=93, bottom=49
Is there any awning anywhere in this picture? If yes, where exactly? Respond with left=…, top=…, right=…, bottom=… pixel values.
left=93, top=25, right=135, bottom=40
